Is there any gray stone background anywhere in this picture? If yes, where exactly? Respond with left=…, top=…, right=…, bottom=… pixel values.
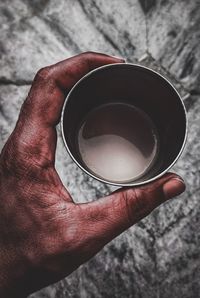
left=0, top=0, right=200, bottom=297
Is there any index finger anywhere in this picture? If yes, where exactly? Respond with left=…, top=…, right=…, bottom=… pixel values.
left=6, top=52, right=124, bottom=168
left=20, top=52, right=125, bottom=128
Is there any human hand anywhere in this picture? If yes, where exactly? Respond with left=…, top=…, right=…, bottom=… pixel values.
left=0, top=52, right=185, bottom=297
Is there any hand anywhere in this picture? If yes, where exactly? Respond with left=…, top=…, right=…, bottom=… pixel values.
left=0, top=52, right=185, bottom=298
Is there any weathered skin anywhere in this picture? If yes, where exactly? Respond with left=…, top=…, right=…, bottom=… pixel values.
left=0, top=52, right=185, bottom=298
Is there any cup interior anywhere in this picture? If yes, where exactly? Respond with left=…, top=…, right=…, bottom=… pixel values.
left=61, top=63, right=187, bottom=186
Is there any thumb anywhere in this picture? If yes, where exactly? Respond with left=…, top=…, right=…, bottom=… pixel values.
left=79, top=173, right=185, bottom=249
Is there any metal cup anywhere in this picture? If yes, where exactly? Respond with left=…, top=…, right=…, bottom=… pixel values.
left=61, top=63, right=187, bottom=187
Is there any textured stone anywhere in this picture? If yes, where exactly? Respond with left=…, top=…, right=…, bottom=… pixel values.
left=0, top=1, right=72, bottom=82
left=147, top=0, right=200, bottom=92
left=154, top=99, right=200, bottom=297
left=36, top=0, right=146, bottom=60
left=0, top=0, right=146, bottom=83
left=0, top=1, right=200, bottom=298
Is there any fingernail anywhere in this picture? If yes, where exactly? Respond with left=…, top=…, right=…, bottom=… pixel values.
left=110, top=55, right=126, bottom=62
left=163, top=178, right=186, bottom=200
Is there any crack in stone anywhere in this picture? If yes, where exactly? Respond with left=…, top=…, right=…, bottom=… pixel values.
left=137, top=220, right=157, bottom=240
left=180, top=51, right=195, bottom=79
left=184, top=95, right=199, bottom=111
left=41, top=16, right=82, bottom=54
left=0, top=78, right=32, bottom=86
left=78, top=0, right=122, bottom=55
left=78, top=0, right=138, bottom=57
left=22, top=0, right=50, bottom=15
left=138, top=0, right=157, bottom=14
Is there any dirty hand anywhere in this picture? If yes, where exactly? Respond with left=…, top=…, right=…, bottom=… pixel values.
left=0, top=52, right=185, bottom=297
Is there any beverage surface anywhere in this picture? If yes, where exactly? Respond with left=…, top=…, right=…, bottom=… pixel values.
left=77, top=103, right=159, bottom=183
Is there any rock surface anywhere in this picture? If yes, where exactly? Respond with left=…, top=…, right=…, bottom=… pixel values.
left=0, top=1, right=200, bottom=297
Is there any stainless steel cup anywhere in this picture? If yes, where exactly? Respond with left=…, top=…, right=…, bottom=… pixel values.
left=61, top=63, right=187, bottom=187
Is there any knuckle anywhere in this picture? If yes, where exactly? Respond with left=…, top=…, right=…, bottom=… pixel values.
left=131, top=188, right=147, bottom=211
left=81, top=51, right=97, bottom=67
left=121, top=188, right=147, bottom=224
left=35, top=66, right=53, bottom=81
left=82, top=51, right=96, bottom=58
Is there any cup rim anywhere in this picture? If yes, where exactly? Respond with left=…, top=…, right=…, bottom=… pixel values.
left=60, top=62, right=188, bottom=187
